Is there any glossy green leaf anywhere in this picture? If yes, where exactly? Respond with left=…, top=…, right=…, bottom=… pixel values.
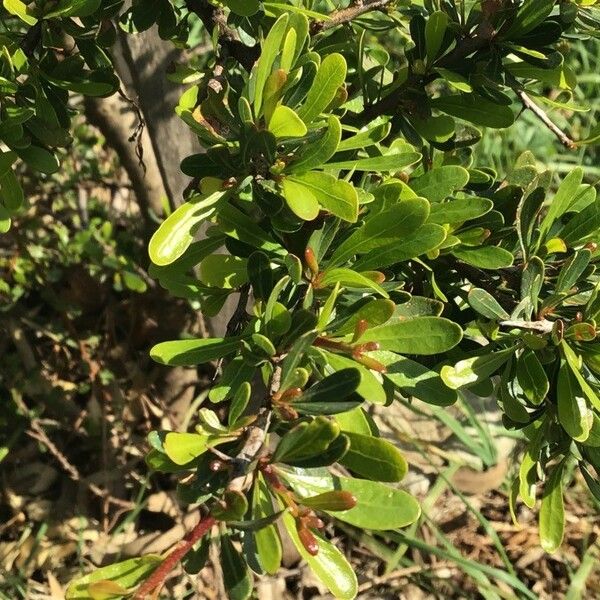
left=44, top=0, right=100, bottom=18
left=200, top=254, right=249, bottom=288
left=221, top=535, right=253, bottom=600
left=226, top=0, right=260, bottom=17
left=337, top=122, right=391, bottom=152
left=360, top=317, right=462, bottom=355
left=324, top=151, right=421, bottom=173
left=516, top=350, right=549, bottom=405
left=555, top=249, right=592, bottom=293
left=254, top=14, right=289, bottom=116
left=279, top=330, right=318, bottom=391
left=65, top=556, right=162, bottom=599
left=281, top=177, right=320, bottom=220
left=428, top=197, right=493, bottom=224
left=539, top=167, right=583, bottom=240
left=468, top=288, right=510, bottom=320
left=163, top=432, right=208, bottom=465
left=273, top=416, right=340, bottom=463
left=149, top=192, right=224, bottom=266
left=298, top=369, right=361, bottom=404
left=341, top=432, right=407, bottom=482
left=322, top=350, right=387, bottom=405
left=318, top=268, right=388, bottom=297
left=288, top=115, right=341, bottom=173
left=334, top=299, right=395, bottom=336
left=354, top=224, right=446, bottom=270
left=503, top=0, right=556, bottom=39
left=373, top=350, right=457, bottom=406
left=557, top=362, right=591, bottom=442
left=425, top=11, right=449, bottom=61
left=298, top=53, right=347, bottom=123
left=282, top=512, right=357, bottom=600
left=286, top=172, right=358, bottom=222
left=409, top=166, right=469, bottom=203
left=252, top=475, right=282, bottom=575
left=328, top=198, right=430, bottom=267
left=150, top=337, right=241, bottom=366
left=16, top=145, right=59, bottom=174
left=3, top=0, right=38, bottom=24
left=452, top=245, right=515, bottom=269
left=268, top=105, right=307, bottom=138
left=282, top=468, right=420, bottom=530
left=539, top=461, right=565, bottom=554
left=431, top=95, right=515, bottom=128
left=441, top=348, right=515, bottom=389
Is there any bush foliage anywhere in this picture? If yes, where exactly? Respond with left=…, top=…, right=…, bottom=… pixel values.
left=2, top=1, right=600, bottom=598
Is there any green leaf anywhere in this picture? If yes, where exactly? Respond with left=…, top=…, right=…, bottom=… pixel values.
left=360, top=317, right=462, bottom=356
left=252, top=475, right=282, bottom=575
left=226, top=0, right=260, bottom=17
left=324, top=151, right=421, bottom=173
left=409, top=166, right=469, bottom=203
left=150, top=337, right=241, bottom=367
left=322, top=350, right=387, bottom=405
left=3, top=0, right=38, bottom=24
left=149, top=192, right=224, bottom=266
left=354, top=224, right=446, bottom=270
left=44, top=0, right=101, bottom=18
left=200, top=254, right=249, bottom=288
left=539, top=460, right=565, bottom=554
left=431, top=95, right=515, bottom=128
left=428, top=197, right=493, bottom=224
left=373, top=350, right=458, bottom=406
left=441, top=348, right=516, bottom=389
left=435, top=68, right=473, bottom=92
left=288, top=115, right=341, bottom=173
left=281, top=177, right=320, bottom=220
left=516, top=350, right=549, bottom=405
left=282, top=512, right=357, bottom=600
left=555, top=249, right=592, bottom=293
left=557, top=362, right=591, bottom=442
left=0, top=151, right=17, bottom=178
left=268, top=105, right=307, bottom=138
left=164, top=432, right=208, bottom=465
left=65, top=556, right=162, bottom=599
left=0, top=170, right=24, bottom=212
left=298, top=369, right=360, bottom=403
left=286, top=172, right=358, bottom=222
left=217, top=203, right=282, bottom=253
left=328, top=198, right=430, bottom=267
left=16, top=145, right=59, bottom=174
left=503, top=0, right=556, bottom=39
left=425, top=11, right=449, bottom=62
left=298, top=53, right=347, bottom=124
left=452, top=245, right=515, bottom=269
left=341, top=432, right=407, bottom=482
left=318, top=268, right=388, bottom=297
left=280, top=330, right=318, bottom=391
left=221, top=535, right=253, bottom=600
left=412, top=114, right=456, bottom=142
left=337, top=122, right=391, bottom=152
left=273, top=416, right=340, bottom=464
left=468, top=288, right=510, bottom=320
left=539, top=167, right=583, bottom=240
left=254, top=13, right=289, bottom=116
left=282, top=469, right=420, bottom=530
left=334, top=299, right=395, bottom=336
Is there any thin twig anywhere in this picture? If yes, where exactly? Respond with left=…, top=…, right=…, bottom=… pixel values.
left=515, top=89, right=576, bottom=149
left=499, top=319, right=554, bottom=334
left=311, top=0, right=396, bottom=33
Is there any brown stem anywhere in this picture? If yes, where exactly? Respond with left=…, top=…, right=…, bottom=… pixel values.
left=133, top=516, right=216, bottom=600
left=311, top=0, right=396, bottom=33
left=185, top=0, right=259, bottom=72
left=515, top=89, right=576, bottom=150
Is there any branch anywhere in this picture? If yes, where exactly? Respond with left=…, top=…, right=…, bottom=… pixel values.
left=515, top=89, right=576, bottom=150
left=311, top=0, right=396, bottom=33
left=185, top=0, right=259, bottom=72
left=133, top=515, right=216, bottom=600
left=499, top=319, right=554, bottom=334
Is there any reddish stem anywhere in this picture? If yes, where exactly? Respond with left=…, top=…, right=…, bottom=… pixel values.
left=133, top=516, right=216, bottom=600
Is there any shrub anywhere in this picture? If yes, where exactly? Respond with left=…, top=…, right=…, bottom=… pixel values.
left=2, top=1, right=600, bottom=598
